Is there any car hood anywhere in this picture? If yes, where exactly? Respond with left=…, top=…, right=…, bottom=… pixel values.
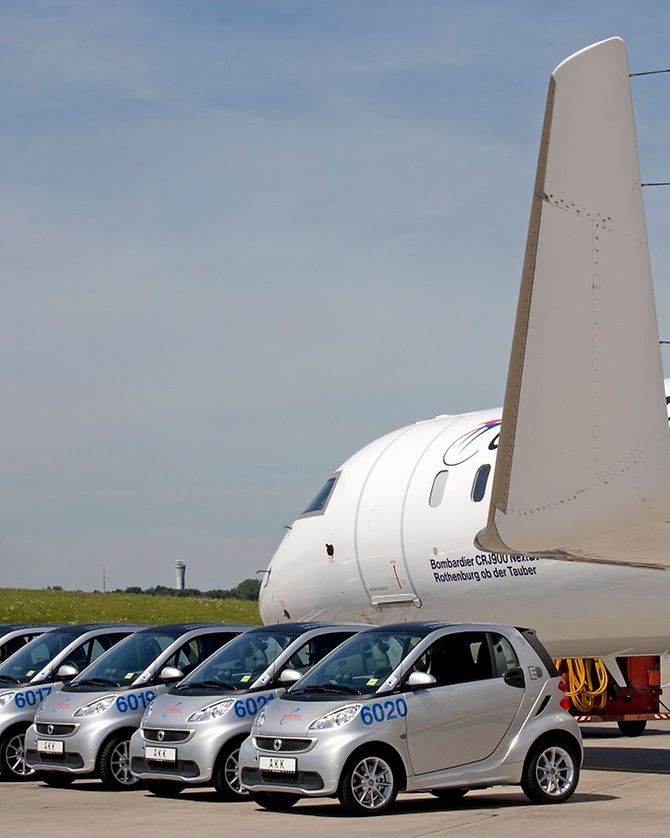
left=256, top=696, right=361, bottom=736
left=34, top=688, right=103, bottom=720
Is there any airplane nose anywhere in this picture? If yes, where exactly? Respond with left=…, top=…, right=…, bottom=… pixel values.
left=257, top=571, right=275, bottom=624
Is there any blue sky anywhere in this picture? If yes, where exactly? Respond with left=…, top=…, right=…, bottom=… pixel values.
left=2, top=1, right=670, bottom=591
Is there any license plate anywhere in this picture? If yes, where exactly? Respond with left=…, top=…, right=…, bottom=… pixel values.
left=145, top=746, right=176, bottom=762
left=37, top=740, right=64, bottom=754
left=259, top=755, right=296, bottom=773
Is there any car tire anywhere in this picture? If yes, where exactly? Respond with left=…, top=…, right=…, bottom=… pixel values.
left=144, top=779, right=184, bottom=797
left=213, top=740, right=249, bottom=801
left=521, top=738, right=580, bottom=804
left=338, top=751, right=399, bottom=816
left=0, top=728, right=35, bottom=781
left=430, top=788, right=468, bottom=804
left=617, top=720, right=647, bottom=737
left=40, top=772, right=76, bottom=787
left=98, top=735, right=140, bottom=790
left=249, top=790, right=300, bottom=810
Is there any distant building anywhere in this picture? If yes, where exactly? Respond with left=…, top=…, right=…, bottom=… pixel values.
left=175, top=561, right=186, bottom=591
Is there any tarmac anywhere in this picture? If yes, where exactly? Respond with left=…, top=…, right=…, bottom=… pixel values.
left=2, top=722, right=669, bottom=838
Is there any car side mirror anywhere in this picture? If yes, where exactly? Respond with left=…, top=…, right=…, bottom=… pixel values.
left=159, top=666, right=184, bottom=683
left=407, top=671, right=437, bottom=688
left=503, top=666, right=526, bottom=688
left=56, top=664, right=79, bottom=682
left=278, top=668, right=302, bottom=687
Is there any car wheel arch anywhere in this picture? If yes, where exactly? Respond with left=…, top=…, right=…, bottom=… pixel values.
left=214, top=732, right=249, bottom=771
left=95, top=727, right=138, bottom=773
left=522, top=730, right=582, bottom=774
left=340, top=741, right=408, bottom=791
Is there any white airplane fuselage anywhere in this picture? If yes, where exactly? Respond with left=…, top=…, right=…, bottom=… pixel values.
left=259, top=396, right=670, bottom=658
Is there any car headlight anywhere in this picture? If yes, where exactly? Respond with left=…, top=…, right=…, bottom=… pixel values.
left=0, top=691, right=16, bottom=709
left=253, top=708, right=266, bottom=730
left=141, top=702, right=155, bottom=724
left=73, top=695, right=117, bottom=717
left=186, top=699, right=235, bottom=723
left=308, top=703, right=362, bottom=730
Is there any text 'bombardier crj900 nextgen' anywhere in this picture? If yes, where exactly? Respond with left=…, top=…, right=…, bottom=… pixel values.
left=258, top=37, right=670, bottom=660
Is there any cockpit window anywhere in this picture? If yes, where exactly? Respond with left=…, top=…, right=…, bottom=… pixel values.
left=301, top=473, right=340, bottom=517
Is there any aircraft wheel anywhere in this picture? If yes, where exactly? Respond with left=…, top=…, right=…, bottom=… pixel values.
left=144, top=779, right=184, bottom=797
left=40, top=772, right=76, bottom=787
left=249, top=790, right=300, bottom=810
left=617, top=720, right=647, bottom=737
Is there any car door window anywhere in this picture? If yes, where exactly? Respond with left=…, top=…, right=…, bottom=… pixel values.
left=167, top=639, right=201, bottom=676
left=62, top=640, right=92, bottom=673
left=198, top=632, right=239, bottom=661
left=1, top=634, right=33, bottom=662
left=413, top=631, right=493, bottom=686
left=284, top=633, right=354, bottom=675
left=490, top=633, right=519, bottom=676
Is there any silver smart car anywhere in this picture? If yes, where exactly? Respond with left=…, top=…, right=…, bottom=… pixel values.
left=129, top=622, right=363, bottom=799
left=239, top=622, right=582, bottom=815
left=0, top=624, right=139, bottom=781
left=25, top=623, right=248, bottom=789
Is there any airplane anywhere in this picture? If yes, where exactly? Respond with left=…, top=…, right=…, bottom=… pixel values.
left=257, top=37, right=670, bottom=661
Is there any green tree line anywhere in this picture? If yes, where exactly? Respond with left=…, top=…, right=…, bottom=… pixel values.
left=113, top=578, right=261, bottom=601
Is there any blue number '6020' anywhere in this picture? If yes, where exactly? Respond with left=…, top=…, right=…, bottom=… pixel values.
left=360, top=698, right=408, bottom=725
left=233, top=693, right=275, bottom=719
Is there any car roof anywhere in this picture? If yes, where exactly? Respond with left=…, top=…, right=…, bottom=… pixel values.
left=135, top=623, right=248, bottom=634
left=359, top=621, right=519, bottom=636
left=42, top=623, right=141, bottom=637
left=249, top=622, right=365, bottom=634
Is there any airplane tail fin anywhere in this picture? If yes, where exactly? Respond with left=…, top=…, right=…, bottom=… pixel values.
left=477, top=37, right=670, bottom=569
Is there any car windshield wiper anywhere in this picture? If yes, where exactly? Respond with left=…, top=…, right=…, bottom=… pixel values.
left=74, top=677, right=119, bottom=688
left=175, top=679, right=239, bottom=691
left=0, top=675, right=21, bottom=684
left=291, top=683, right=362, bottom=696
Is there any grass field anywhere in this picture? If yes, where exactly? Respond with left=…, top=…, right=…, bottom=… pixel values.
left=0, top=589, right=262, bottom=626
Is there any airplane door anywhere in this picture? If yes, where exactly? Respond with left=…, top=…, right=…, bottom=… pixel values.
left=404, top=632, right=523, bottom=774
left=355, top=423, right=448, bottom=607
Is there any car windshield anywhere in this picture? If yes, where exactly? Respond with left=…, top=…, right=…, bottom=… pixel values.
left=179, top=631, right=298, bottom=690
left=290, top=631, right=425, bottom=695
left=72, top=630, right=182, bottom=688
left=0, top=631, right=77, bottom=684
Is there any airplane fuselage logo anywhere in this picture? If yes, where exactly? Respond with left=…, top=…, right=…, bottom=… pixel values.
left=443, top=419, right=501, bottom=467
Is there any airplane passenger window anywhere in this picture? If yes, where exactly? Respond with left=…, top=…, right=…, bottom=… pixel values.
left=471, top=464, right=491, bottom=502
left=429, top=470, right=449, bottom=508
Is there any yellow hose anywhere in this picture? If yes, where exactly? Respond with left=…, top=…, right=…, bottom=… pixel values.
left=555, top=658, right=608, bottom=712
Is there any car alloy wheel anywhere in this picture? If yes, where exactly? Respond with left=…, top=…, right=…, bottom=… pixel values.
left=3, top=731, right=34, bottom=779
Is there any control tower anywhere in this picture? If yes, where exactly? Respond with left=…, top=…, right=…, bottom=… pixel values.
left=175, top=561, right=186, bottom=591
